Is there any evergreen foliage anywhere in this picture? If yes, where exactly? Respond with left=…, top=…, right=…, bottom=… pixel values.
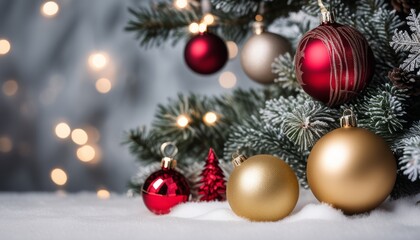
left=126, top=0, right=420, bottom=198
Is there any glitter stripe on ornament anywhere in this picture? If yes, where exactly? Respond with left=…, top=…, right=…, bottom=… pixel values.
left=295, top=23, right=374, bottom=106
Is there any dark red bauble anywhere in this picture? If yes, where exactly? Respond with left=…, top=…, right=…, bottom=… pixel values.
left=142, top=169, right=190, bottom=215
left=295, top=22, right=375, bottom=106
left=184, top=32, right=228, bottom=74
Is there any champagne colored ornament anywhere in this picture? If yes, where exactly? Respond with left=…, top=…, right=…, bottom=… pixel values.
left=184, top=32, right=228, bottom=75
left=227, top=154, right=299, bottom=221
left=142, top=142, right=190, bottom=215
left=294, top=8, right=374, bottom=106
left=307, top=110, right=397, bottom=214
left=241, top=21, right=292, bottom=84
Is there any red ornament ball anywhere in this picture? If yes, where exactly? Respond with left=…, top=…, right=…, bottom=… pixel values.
left=184, top=32, right=228, bottom=74
left=295, top=22, right=375, bottom=106
left=142, top=168, right=190, bottom=215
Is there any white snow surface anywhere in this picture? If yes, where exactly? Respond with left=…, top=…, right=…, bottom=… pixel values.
left=1, top=190, right=420, bottom=240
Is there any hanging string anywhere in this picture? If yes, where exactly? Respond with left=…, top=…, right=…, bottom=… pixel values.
left=318, top=0, right=328, bottom=13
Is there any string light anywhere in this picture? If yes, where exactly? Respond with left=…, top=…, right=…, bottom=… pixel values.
left=176, top=114, right=190, bottom=128
left=198, top=23, right=207, bottom=33
left=219, top=71, right=237, bottom=89
left=203, top=13, right=215, bottom=25
left=95, top=78, right=112, bottom=94
left=255, top=14, right=263, bottom=22
left=226, top=41, right=238, bottom=59
left=2, top=80, right=18, bottom=96
left=71, top=128, right=88, bottom=145
left=76, top=145, right=96, bottom=162
left=51, top=168, right=68, bottom=186
left=41, top=1, right=59, bottom=17
left=0, top=39, right=11, bottom=55
left=88, top=52, right=108, bottom=70
left=55, top=122, right=71, bottom=139
left=174, top=0, right=188, bottom=9
left=189, top=22, right=199, bottom=34
left=203, top=112, right=218, bottom=125
left=0, top=136, right=13, bottom=153
left=97, top=189, right=111, bottom=199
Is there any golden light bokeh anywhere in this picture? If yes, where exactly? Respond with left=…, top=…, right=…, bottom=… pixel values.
left=97, top=189, right=111, bottom=199
left=51, top=168, right=68, bottom=186
left=226, top=41, right=238, bottom=59
left=95, top=78, right=112, bottom=94
left=76, top=145, right=95, bottom=162
left=203, top=111, right=218, bottom=125
left=0, top=39, right=11, bottom=55
left=189, top=22, right=199, bottom=34
left=41, top=1, right=59, bottom=17
left=255, top=14, right=264, bottom=22
left=219, top=71, right=237, bottom=89
left=198, top=23, right=207, bottom=33
left=88, top=52, right=108, bottom=70
left=55, top=122, right=71, bottom=139
left=174, top=0, right=188, bottom=9
left=71, top=128, right=88, bottom=145
left=176, top=115, right=190, bottom=128
left=85, top=126, right=100, bottom=143
left=203, top=13, right=215, bottom=25
left=2, top=80, right=18, bottom=96
left=0, top=136, right=13, bottom=153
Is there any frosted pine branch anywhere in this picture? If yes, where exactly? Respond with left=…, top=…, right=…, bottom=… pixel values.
left=391, top=10, right=420, bottom=74
left=272, top=53, right=300, bottom=92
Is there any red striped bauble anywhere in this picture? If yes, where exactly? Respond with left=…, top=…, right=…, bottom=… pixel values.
left=295, top=22, right=374, bottom=106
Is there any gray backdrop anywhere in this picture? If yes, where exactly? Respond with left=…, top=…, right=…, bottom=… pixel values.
left=0, top=0, right=258, bottom=192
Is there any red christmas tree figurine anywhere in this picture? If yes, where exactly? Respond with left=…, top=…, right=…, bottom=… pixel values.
left=198, top=148, right=226, bottom=201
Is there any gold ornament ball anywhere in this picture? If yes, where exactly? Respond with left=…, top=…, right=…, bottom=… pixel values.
left=240, top=32, right=292, bottom=84
left=227, top=154, right=299, bottom=221
left=307, top=127, right=397, bottom=214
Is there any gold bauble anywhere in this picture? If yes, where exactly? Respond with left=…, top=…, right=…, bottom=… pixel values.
left=307, top=112, right=397, bottom=214
left=227, top=154, right=299, bottom=221
left=240, top=32, right=292, bottom=84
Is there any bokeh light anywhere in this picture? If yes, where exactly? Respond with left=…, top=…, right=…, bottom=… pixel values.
left=41, top=1, right=59, bottom=17
left=88, top=52, right=108, bottom=70
left=55, top=122, right=71, bottom=139
left=174, top=0, right=188, bottom=9
left=203, top=14, right=215, bottom=25
left=51, top=168, right=68, bottom=186
left=71, top=128, right=88, bottom=145
left=189, top=22, right=199, bottom=34
left=176, top=115, right=190, bottom=128
left=219, top=71, right=237, bottom=89
left=203, top=112, right=218, bottom=125
left=0, top=136, right=13, bottom=153
left=0, top=39, right=11, bottom=55
left=226, top=41, right=238, bottom=59
left=198, top=23, right=207, bottom=33
left=95, top=78, right=112, bottom=94
left=97, top=189, right=111, bottom=199
left=76, top=145, right=96, bottom=162
left=85, top=126, right=100, bottom=143
left=2, top=80, right=18, bottom=96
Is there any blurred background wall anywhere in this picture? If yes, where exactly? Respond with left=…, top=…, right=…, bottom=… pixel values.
left=0, top=0, right=257, bottom=193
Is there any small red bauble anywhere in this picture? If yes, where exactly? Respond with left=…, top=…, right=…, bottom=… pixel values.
left=142, top=143, right=190, bottom=215
left=295, top=22, right=374, bottom=106
left=184, top=32, right=228, bottom=75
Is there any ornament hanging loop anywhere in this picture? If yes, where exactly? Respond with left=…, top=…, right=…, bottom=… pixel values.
left=232, top=151, right=248, bottom=167
left=317, top=0, right=334, bottom=24
left=340, top=109, right=357, bottom=128
left=160, top=142, right=178, bottom=169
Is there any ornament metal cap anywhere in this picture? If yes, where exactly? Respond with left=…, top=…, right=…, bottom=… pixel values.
left=231, top=152, right=247, bottom=167
left=340, top=109, right=357, bottom=128
left=320, top=11, right=334, bottom=24
left=160, top=142, right=178, bottom=170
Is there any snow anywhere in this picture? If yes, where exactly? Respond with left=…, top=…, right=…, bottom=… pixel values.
left=1, top=190, right=420, bottom=240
